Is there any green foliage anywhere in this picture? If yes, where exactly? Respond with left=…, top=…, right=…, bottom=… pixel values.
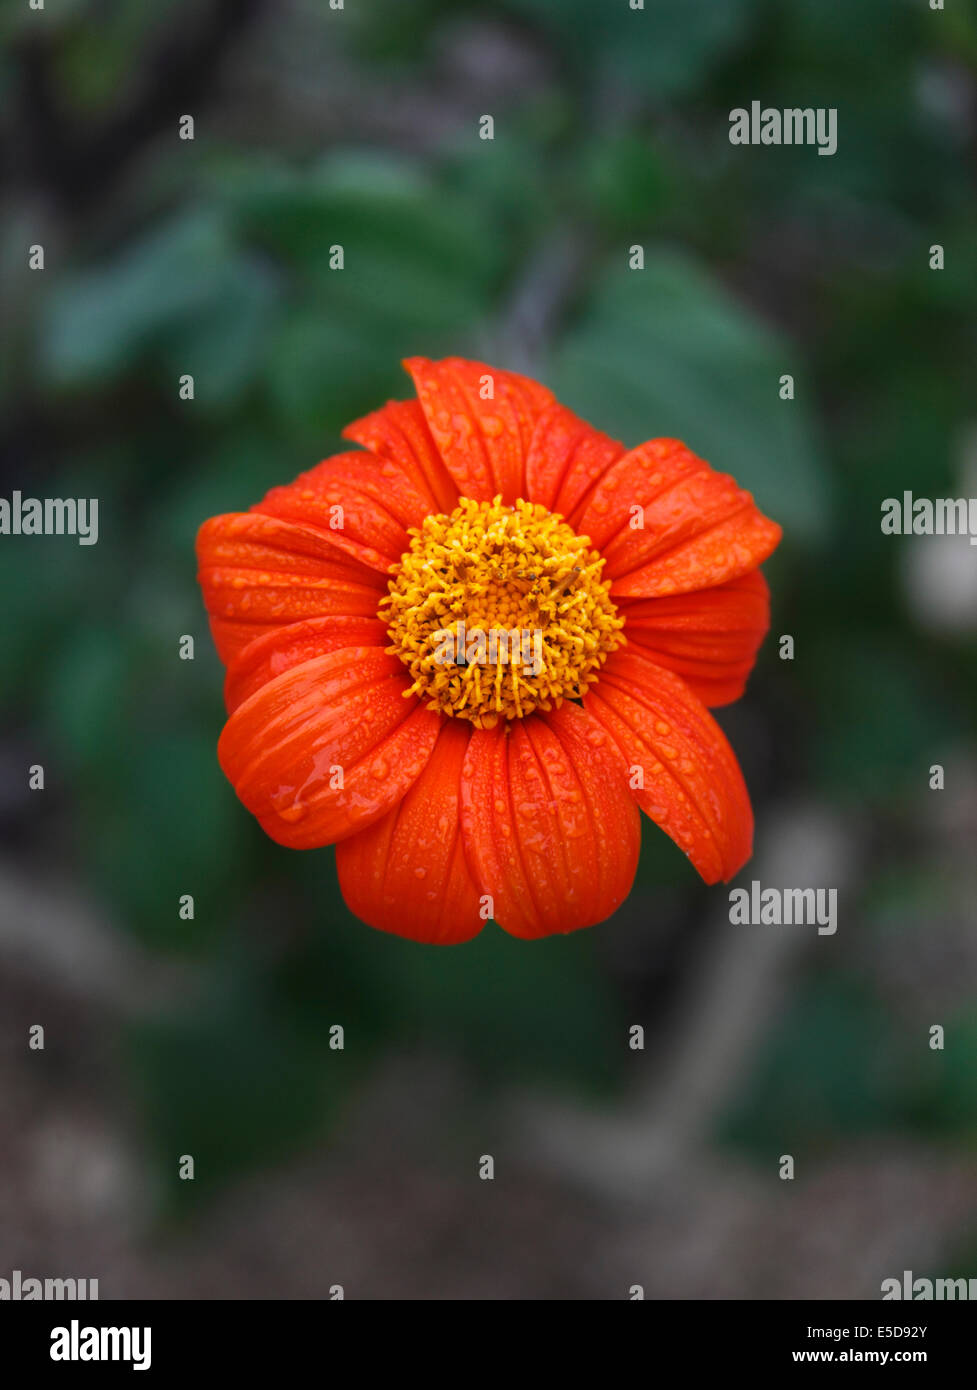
left=42, top=209, right=276, bottom=399
left=509, top=0, right=755, bottom=96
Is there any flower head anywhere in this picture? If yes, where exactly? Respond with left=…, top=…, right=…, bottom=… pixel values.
left=197, top=357, right=781, bottom=942
left=383, top=495, right=624, bottom=725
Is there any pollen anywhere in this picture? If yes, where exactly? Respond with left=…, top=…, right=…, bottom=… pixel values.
left=382, top=495, right=625, bottom=728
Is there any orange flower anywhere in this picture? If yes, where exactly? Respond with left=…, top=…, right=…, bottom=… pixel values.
left=197, top=358, right=781, bottom=942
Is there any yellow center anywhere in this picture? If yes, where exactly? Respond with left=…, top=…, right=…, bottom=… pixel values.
left=382, top=496, right=625, bottom=728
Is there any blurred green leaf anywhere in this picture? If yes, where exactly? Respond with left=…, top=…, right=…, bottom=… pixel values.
left=41, top=208, right=279, bottom=401
left=509, top=0, right=753, bottom=95
left=228, top=157, right=507, bottom=435
left=578, top=133, right=672, bottom=233
left=227, top=154, right=504, bottom=306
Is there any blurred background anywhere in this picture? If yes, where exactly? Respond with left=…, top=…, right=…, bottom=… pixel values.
left=1, top=0, right=976, bottom=1300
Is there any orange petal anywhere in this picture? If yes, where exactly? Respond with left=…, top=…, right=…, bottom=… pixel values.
left=524, top=402, right=624, bottom=519
left=196, top=512, right=386, bottom=665
left=342, top=397, right=459, bottom=516
left=254, top=449, right=431, bottom=573
left=218, top=647, right=440, bottom=849
left=620, top=570, right=771, bottom=707
left=572, top=438, right=781, bottom=597
left=404, top=355, right=555, bottom=504
left=336, top=719, right=484, bottom=944
left=585, top=650, right=753, bottom=884
left=224, top=615, right=389, bottom=714
left=459, top=703, right=640, bottom=938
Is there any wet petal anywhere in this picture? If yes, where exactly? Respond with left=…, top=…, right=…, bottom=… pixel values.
left=525, top=402, right=625, bottom=520
left=224, top=614, right=389, bottom=714
left=218, top=647, right=440, bottom=849
left=404, top=355, right=555, bottom=504
left=585, top=649, right=753, bottom=883
left=255, top=449, right=432, bottom=573
left=460, top=702, right=640, bottom=938
left=342, top=397, right=459, bottom=515
left=574, top=438, right=781, bottom=597
left=336, top=719, right=483, bottom=943
left=196, top=512, right=385, bottom=665
left=620, top=570, right=771, bottom=707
